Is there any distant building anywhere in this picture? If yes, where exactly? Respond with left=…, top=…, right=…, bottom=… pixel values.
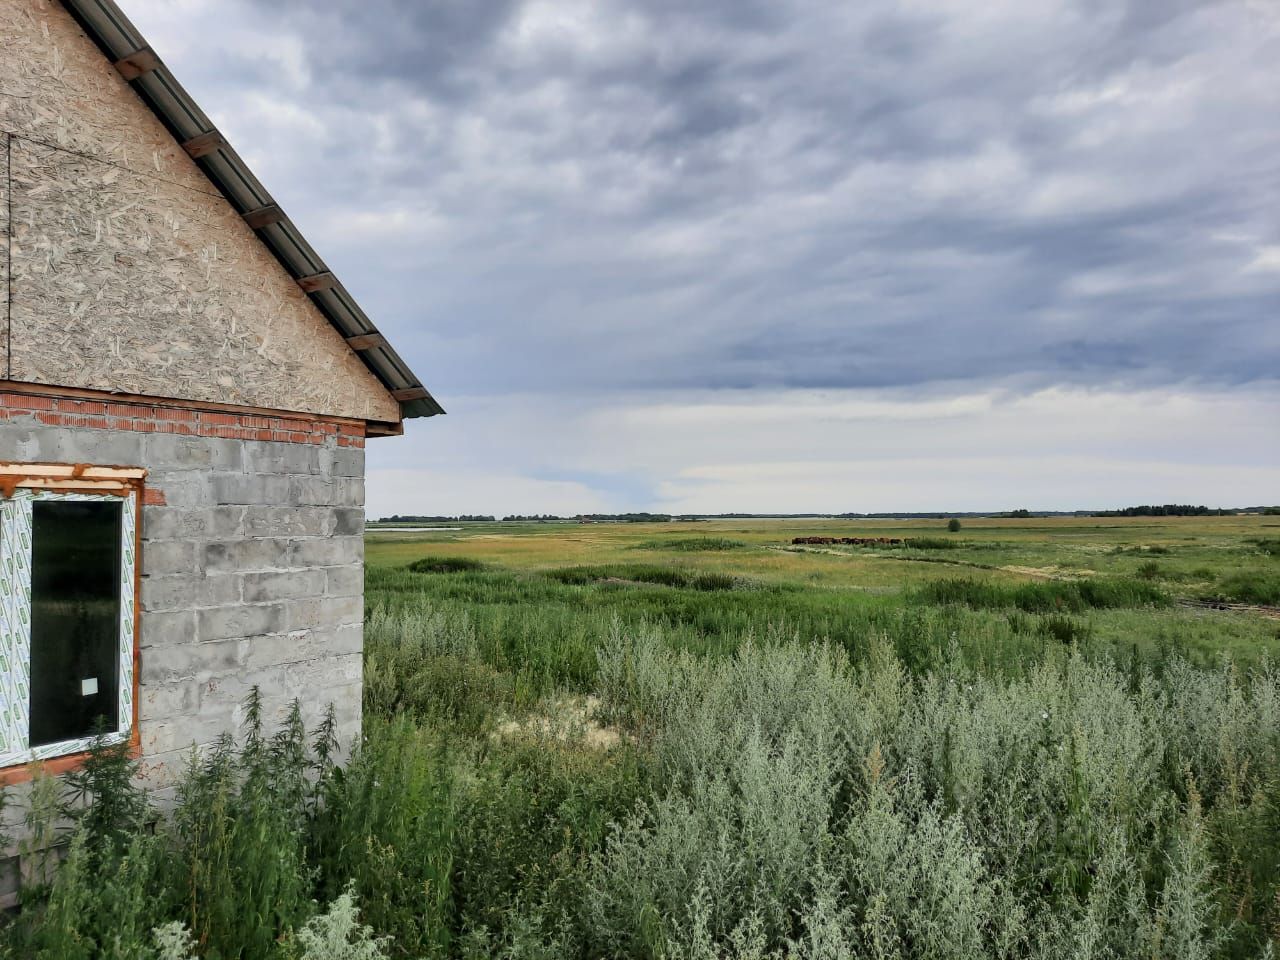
left=0, top=0, right=442, bottom=844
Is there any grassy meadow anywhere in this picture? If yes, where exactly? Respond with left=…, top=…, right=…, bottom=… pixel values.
left=366, top=515, right=1280, bottom=672
left=6, top=515, right=1280, bottom=958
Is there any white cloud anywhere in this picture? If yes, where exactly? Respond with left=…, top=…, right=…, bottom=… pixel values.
left=368, top=383, right=1280, bottom=515
left=1244, top=246, right=1280, bottom=275
left=367, top=468, right=615, bottom=518
left=654, top=456, right=1280, bottom=516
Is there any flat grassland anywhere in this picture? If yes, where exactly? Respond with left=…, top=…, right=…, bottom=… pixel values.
left=367, top=514, right=1280, bottom=669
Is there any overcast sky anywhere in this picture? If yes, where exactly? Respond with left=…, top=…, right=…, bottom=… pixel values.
left=127, top=0, right=1279, bottom=516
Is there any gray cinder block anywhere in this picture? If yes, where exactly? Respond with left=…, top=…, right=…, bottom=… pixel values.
left=0, top=416, right=367, bottom=805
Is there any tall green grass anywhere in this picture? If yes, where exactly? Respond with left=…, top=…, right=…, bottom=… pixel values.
left=916, top=576, right=1169, bottom=613
left=902, top=536, right=963, bottom=549
left=545, top=564, right=741, bottom=591
left=0, top=700, right=456, bottom=959
left=1248, top=539, right=1280, bottom=558
left=1207, top=572, right=1280, bottom=606
left=636, top=537, right=749, bottom=552
left=365, top=566, right=1085, bottom=686
left=407, top=556, right=487, bottom=574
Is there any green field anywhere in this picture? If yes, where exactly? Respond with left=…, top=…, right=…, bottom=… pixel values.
left=366, top=515, right=1280, bottom=675
left=9, top=515, right=1280, bottom=959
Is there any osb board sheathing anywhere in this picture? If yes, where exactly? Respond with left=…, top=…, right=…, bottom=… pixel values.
left=0, top=2, right=201, bottom=190
left=7, top=138, right=399, bottom=423
left=0, top=0, right=400, bottom=423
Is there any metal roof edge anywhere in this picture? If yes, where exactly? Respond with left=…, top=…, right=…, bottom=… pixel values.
left=57, top=0, right=445, bottom=420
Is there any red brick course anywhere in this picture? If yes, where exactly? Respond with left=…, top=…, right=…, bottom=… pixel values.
left=0, top=392, right=365, bottom=448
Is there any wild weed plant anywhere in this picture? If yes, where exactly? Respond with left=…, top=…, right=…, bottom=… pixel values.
left=3, top=594, right=1278, bottom=957
left=584, top=626, right=1280, bottom=959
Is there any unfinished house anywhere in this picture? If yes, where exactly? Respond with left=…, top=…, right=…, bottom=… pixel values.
left=0, top=0, right=442, bottom=811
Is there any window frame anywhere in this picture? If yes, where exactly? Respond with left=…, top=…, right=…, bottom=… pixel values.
left=0, top=463, right=144, bottom=782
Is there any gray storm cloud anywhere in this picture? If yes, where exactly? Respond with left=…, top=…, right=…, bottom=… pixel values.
left=134, top=0, right=1280, bottom=399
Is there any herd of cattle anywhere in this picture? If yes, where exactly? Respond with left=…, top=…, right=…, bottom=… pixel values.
left=791, top=536, right=905, bottom=546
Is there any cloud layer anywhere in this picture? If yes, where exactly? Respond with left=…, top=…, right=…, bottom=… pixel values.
left=124, top=0, right=1280, bottom=513
left=366, top=384, right=1280, bottom=514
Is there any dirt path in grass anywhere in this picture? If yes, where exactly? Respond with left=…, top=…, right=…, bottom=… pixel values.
left=777, top=545, right=1060, bottom=580
left=1177, top=598, right=1280, bottom=620
left=1000, top=564, right=1068, bottom=581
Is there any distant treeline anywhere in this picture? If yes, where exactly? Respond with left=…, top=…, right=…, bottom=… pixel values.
left=500, top=513, right=684, bottom=523
left=502, top=511, right=1064, bottom=521
left=378, top=514, right=496, bottom=522
left=575, top=513, right=675, bottom=523
left=1092, top=505, right=1232, bottom=517
left=384, top=506, right=1278, bottom=524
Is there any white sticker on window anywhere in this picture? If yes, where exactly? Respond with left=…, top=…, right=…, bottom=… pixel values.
left=82, top=677, right=99, bottom=697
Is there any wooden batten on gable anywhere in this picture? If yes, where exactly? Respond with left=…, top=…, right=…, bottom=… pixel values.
left=112, top=45, right=160, bottom=81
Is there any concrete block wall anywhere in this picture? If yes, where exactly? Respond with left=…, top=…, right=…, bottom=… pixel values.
left=0, top=390, right=368, bottom=811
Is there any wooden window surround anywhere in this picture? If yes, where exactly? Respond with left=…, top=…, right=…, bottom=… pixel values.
left=0, top=463, right=144, bottom=785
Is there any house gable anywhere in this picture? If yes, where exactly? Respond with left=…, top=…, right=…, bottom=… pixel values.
left=0, top=0, right=404, bottom=425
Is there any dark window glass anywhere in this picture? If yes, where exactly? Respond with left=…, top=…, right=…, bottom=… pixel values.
left=29, top=500, right=122, bottom=747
